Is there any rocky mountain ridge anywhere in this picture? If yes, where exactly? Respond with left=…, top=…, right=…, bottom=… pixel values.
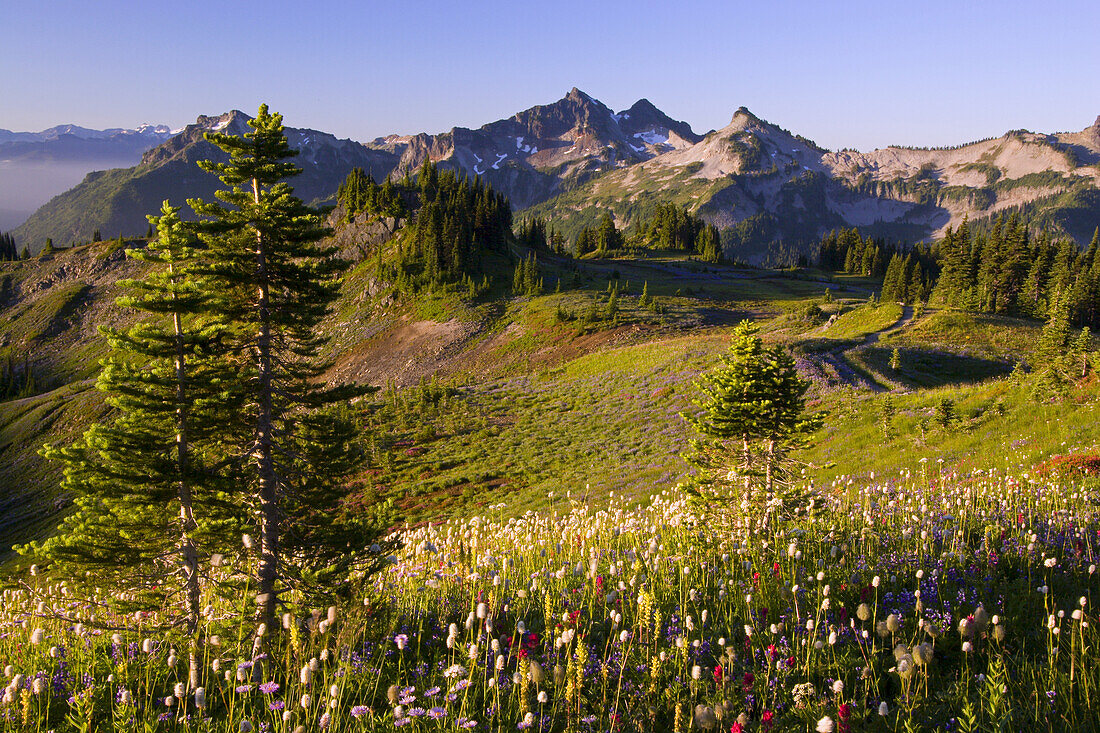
left=525, top=106, right=1100, bottom=259
left=11, top=92, right=1100, bottom=257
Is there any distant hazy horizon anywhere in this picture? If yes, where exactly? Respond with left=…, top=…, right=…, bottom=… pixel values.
left=4, top=0, right=1099, bottom=154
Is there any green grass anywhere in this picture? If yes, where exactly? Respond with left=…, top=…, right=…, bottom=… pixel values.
left=805, top=376, right=1100, bottom=481
left=853, top=345, right=1014, bottom=388
left=884, top=309, right=1041, bottom=361
left=0, top=381, right=104, bottom=568
left=820, top=301, right=903, bottom=340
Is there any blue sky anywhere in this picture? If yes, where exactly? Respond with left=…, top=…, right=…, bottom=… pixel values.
left=4, top=0, right=1099, bottom=151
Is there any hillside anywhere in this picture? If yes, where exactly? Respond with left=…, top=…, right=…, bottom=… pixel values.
left=11, top=112, right=401, bottom=250
left=3, top=193, right=1096, bottom=566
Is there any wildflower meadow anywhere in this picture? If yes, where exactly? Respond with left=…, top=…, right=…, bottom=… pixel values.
left=3, top=461, right=1100, bottom=732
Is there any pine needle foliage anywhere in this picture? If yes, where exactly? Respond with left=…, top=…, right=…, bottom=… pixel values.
left=23, top=202, right=243, bottom=633
left=188, top=105, right=392, bottom=627
left=683, top=321, right=823, bottom=530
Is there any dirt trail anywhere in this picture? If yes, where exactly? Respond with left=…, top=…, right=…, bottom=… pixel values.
left=812, top=304, right=916, bottom=391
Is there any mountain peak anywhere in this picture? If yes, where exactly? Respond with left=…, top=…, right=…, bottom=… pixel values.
left=194, top=110, right=251, bottom=133
left=730, top=106, right=763, bottom=126
left=566, top=87, right=592, bottom=102
left=626, top=98, right=660, bottom=116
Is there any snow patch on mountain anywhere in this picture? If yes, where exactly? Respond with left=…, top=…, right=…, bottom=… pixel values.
left=634, top=130, right=669, bottom=146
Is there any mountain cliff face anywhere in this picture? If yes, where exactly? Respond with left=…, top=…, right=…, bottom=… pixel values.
left=526, top=108, right=1100, bottom=260
left=382, top=88, right=702, bottom=209
left=12, top=93, right=1100, bottom=258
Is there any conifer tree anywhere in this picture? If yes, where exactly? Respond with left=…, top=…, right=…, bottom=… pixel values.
left=684, top=321, right=823, bottom=529
left=189, top=105, right=389, bottom=628
left=23, top=202, right=241, bottom=686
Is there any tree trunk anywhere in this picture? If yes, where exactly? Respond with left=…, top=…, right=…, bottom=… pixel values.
left=252, top=177, right=280, bottom=632
left=170, top=262, right=202, bottom=690
left=741, top=435, right=751, bottom=494
left=765, top=439, right=775, bottom=495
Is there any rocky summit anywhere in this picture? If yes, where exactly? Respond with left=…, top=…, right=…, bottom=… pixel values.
left=11, top=91, right=1100, bottom=260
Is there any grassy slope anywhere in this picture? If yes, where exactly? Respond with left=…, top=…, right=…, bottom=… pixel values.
left=3, top=234, right=1097, bottom=569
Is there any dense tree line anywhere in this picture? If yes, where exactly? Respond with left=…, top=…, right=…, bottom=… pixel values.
left=635, top=203, right=722, bottom=262
left=381, top=161, right=512, bottom=292
left=0, top=231, right=17, bottom=261
left=515, top=217, right=569, bottom=255
left=818, top=228, right=894, bottom=277
left=575, top=212, right=624, bottom=256
left=880, top=252, right=933, bottom=304
left=933, top=215, right=1100, bottom=326
left=817, top=227, right=935, bottom=303
left=337, top=167, right=406, bottom=222
left=818, top=216, right=1100, bottom=328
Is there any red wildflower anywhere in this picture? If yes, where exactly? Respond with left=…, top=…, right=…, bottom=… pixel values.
left=742, top=672, right=754, bottom=689
left=713, top=664, right=723, bottom=684
left=838, top=703, right=852, bottom=721
left=730, top=722, right=743, bottom=733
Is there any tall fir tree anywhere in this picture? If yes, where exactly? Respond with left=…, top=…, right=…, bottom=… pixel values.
left=23, top=201, right=242, bottom=687
left=189, top=105, right=390, bottom=628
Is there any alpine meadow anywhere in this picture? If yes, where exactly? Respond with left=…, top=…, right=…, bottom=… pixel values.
left=4, top=35, right=1100, bottom=733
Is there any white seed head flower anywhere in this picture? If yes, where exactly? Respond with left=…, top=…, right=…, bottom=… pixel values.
left=816, top=715, right=835, bottom=732
left=878, top=701, right=888, bottom=716
left=194, top=688, right=206, bottom=708
left=300, top=666, right=312, bottom=686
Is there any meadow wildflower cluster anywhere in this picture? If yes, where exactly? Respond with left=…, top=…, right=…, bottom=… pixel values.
left=3, top=463, right=1100, bottom=731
